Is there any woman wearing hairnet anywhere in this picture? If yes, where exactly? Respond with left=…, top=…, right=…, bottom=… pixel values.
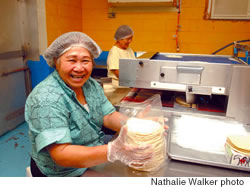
left=25, top=32, right=153, bottom=177
left=106, top=25, right=136, bottom=105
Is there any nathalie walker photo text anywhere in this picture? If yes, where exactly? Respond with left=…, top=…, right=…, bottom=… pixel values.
left=151, top=177, right=245, bottom=186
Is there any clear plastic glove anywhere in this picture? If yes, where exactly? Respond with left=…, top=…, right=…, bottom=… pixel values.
left=107, top=125, right=153, bottom=168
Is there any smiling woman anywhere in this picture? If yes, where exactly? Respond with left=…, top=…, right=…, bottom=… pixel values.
left=24, top=32, right=153, bottom=177
left=55, top=47, right=94, bottom=94
left=55, top=47, right=94, bottom=105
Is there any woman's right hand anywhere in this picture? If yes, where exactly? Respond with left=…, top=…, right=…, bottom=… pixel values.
left=107, top=125, right=153, bottom=168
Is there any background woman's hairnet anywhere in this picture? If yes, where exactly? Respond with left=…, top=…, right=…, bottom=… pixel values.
left=114, top=25, right=134, bottom=41
left=44, top=32, right=102, bottom=67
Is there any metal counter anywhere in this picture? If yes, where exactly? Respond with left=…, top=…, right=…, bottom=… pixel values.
left=85, top=153, right=250, bottom=177
left=85, top=110, right=250, bottom=177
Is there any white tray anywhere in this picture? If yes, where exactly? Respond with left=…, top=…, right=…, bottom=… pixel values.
left=167, top=114, right=250, bottom=172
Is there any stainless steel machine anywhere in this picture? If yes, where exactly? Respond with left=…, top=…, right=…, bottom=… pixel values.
left=119, top=52, right=250, bottom=125
left=118, top=52, right=250, bottom=174
left=87, top=52, right=250, bottom=177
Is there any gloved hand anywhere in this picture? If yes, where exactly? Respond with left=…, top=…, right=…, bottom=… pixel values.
left=107, top=125, right=153, bottom=168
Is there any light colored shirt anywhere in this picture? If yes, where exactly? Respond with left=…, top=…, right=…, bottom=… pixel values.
left=107, top=45, right=136, bottom=86
left=25, top=71, right=115, bottom=177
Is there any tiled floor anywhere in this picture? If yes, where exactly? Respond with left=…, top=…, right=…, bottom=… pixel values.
left=0, top=122, right=31, bottom=177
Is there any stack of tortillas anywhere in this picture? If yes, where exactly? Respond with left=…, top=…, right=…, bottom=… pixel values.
left=225, top=134, right=250, bottom=167
left=125, top=117, right=166, bottom=172
left=226, top=134, right=250, bottom=156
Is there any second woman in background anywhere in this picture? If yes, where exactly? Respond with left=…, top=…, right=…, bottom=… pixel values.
left=106, top=25, right=136, bottom=105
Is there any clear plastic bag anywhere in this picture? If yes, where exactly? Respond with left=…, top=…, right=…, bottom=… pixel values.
left=119, top=94, right=167, bottom=172
left=119, top=94, right=164, bottom=126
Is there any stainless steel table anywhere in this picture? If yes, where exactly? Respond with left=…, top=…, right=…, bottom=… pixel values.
left=84, top=157, right=250, bottom=177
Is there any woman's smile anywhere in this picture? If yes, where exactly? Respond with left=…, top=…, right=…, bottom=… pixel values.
left=55, top=47, right=93, bottom=91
